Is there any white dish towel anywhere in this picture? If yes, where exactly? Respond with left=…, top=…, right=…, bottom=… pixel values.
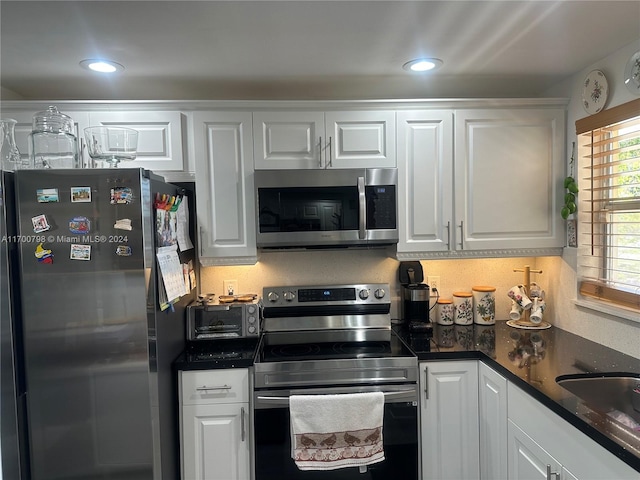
left=290, top=392, right=385, bottom=471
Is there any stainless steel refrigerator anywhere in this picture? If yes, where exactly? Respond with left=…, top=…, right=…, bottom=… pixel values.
left=1, top=168, right=196, bottom=480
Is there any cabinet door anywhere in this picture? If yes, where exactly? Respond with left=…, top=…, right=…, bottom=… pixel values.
left=325, top=110, right=396, bottom=168
left=181, top=403, right=250, bottom=480
left=397, top=110, right=453, bottom=253
left=508, top=419, right=562, bottom=480
left=193, top=112, right=257, bottom=265
left=88, top=110, right=186, bottom=173
left=479, top=363, right=508, bottom=480
left=253, top=111, right=324, bottom=169
left=454, top=108, right=565, bottom=250
left=420, top=360, right=479, bottom=480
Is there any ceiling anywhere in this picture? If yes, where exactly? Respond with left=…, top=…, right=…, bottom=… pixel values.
left=1, top=1, right=639, bottom=101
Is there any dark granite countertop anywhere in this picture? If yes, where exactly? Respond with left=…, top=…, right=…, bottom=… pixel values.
left=394, top=320, right=640, bottom=473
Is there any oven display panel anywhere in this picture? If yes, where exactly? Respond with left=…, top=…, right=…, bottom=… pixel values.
left=298, top=288, right=356, bottom=302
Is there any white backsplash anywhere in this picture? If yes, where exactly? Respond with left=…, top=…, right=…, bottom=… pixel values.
left=200, top=250, right=544, bottom=321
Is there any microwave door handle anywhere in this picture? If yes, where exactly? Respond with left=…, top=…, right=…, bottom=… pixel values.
left=358, top=176, right=366, bottom=240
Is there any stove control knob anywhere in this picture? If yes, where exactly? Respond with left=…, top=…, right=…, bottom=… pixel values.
left=283, top=291, right=296, bottom=302
left=374, top=288, right=386, bottom=299
left=248, top=325, right=257, bottom=334
left=248, top=315, right=256, bottom=324
left=359, top=289, right=370, bottom=300
left=247, top=305, right=257, bottom=314
left=267, top=291, right=279, bottom=303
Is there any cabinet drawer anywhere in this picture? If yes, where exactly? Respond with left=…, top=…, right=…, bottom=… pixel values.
left=180, top=369, right=249, bottom=405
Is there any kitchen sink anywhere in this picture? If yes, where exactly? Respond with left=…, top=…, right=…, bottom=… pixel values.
left=556, top=373, right=640, bottom=454
left=556, top=373, right=640, bottom=418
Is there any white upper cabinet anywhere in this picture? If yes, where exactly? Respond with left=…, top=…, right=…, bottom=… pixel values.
left=253, top=110, right=395, bottom=169
left=192, top=111, right=257, bottom=265
left=252, top=111, right=324, bottom=169
left=454, top=108, right=565, bottom=252
left=87, top=110, right=187, bottom=174
left=397, top=110, right=453, bottom=253
left=324, top=110, right=396, bottom=168
left=398, top=105, right=566, bottom=258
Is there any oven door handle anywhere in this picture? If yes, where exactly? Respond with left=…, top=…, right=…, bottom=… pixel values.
left=256, top=389, right=416, bottom=406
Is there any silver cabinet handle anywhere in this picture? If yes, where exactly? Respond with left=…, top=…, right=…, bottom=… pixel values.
left=445, top=221, right=451, bottom=250
left=241, top=406, right=246, bottom=442
left=458, top=221, right=465, bottom=250
left=327, top=136, right=333, bottom=168
left=199, top=227, right=205, bottom=257
left=358, top=176, right=366, bottom=240
left=546, top=465, right=559, bottom=480
left=424, top=366, right=429, bottom=400
left=318, top=136, right=323, bottom=168
left=196, top=385, right=232, bottom=391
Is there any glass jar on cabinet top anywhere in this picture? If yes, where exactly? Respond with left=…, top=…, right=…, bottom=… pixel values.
left=472, top=286, right=496, bottom=325
left=28, top=106, right=79, bottom=169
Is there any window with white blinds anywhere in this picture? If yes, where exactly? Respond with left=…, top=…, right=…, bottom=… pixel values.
left=575, top=99, right=640, bottom=312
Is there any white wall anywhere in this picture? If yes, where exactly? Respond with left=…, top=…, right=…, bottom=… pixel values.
left=540, top=38, right=640, bottom=359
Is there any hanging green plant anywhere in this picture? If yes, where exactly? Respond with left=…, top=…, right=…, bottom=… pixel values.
left=561, top=142, right=578, bottom=219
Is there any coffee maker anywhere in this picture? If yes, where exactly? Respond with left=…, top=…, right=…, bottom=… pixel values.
left=399, top=262, right=431, bottom=331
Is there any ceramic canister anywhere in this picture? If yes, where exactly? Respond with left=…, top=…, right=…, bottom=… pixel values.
left=435, top=298, right=454, bottom=325
left=472, top=285, right=496, bottom=325
left=452, top=291, right=473, bottom=325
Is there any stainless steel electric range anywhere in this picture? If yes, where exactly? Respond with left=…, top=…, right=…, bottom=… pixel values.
left=253, top=283, right=419, bottom=480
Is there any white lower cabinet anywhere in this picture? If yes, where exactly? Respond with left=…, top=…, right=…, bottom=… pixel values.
left=507, top=382, right=638, bottom=480
left=420, top=360, right=479, bottom=480
left=179, top=369, right=251, bottom=480
left=420, top=362, right=638, bottom=480
left=182, top=403, right=250, bottom=480
left=479, top=362, right=508, bottom=480
left=508, top=419, right=563, bottom=480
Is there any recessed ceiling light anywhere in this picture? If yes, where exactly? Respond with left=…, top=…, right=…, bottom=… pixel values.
left=403, top=58, right=443, bottom=73
left=79, top=59, right=124, bottom=73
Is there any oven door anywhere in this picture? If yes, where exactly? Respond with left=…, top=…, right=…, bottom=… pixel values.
left=254, top=385, right=419, bottom=480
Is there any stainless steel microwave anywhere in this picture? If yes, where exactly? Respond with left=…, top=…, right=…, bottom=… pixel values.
left=255, top=168, right=398, bottom=249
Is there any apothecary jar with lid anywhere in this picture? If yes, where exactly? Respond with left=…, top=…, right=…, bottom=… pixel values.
left=28, top=106, right=79, bottom=169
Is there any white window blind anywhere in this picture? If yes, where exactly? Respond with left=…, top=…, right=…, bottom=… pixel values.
left=575, top=99, right=640, bottom=311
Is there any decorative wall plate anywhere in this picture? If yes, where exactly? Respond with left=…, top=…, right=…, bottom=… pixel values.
left=582, top=70, right=609, bottom=114
left=624, top=50, right=640, bottom=96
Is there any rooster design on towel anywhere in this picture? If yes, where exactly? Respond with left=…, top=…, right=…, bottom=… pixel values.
left=300, top=435, right=317, bottom=447
left=320, top=433, right=337, bottom=447
left=343, top=432, right=361, bottom=446
left=364, top=428, right=380, bottom=443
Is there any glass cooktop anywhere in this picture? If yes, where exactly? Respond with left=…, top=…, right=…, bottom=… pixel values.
left=257, top=331, right=414, bottom=363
